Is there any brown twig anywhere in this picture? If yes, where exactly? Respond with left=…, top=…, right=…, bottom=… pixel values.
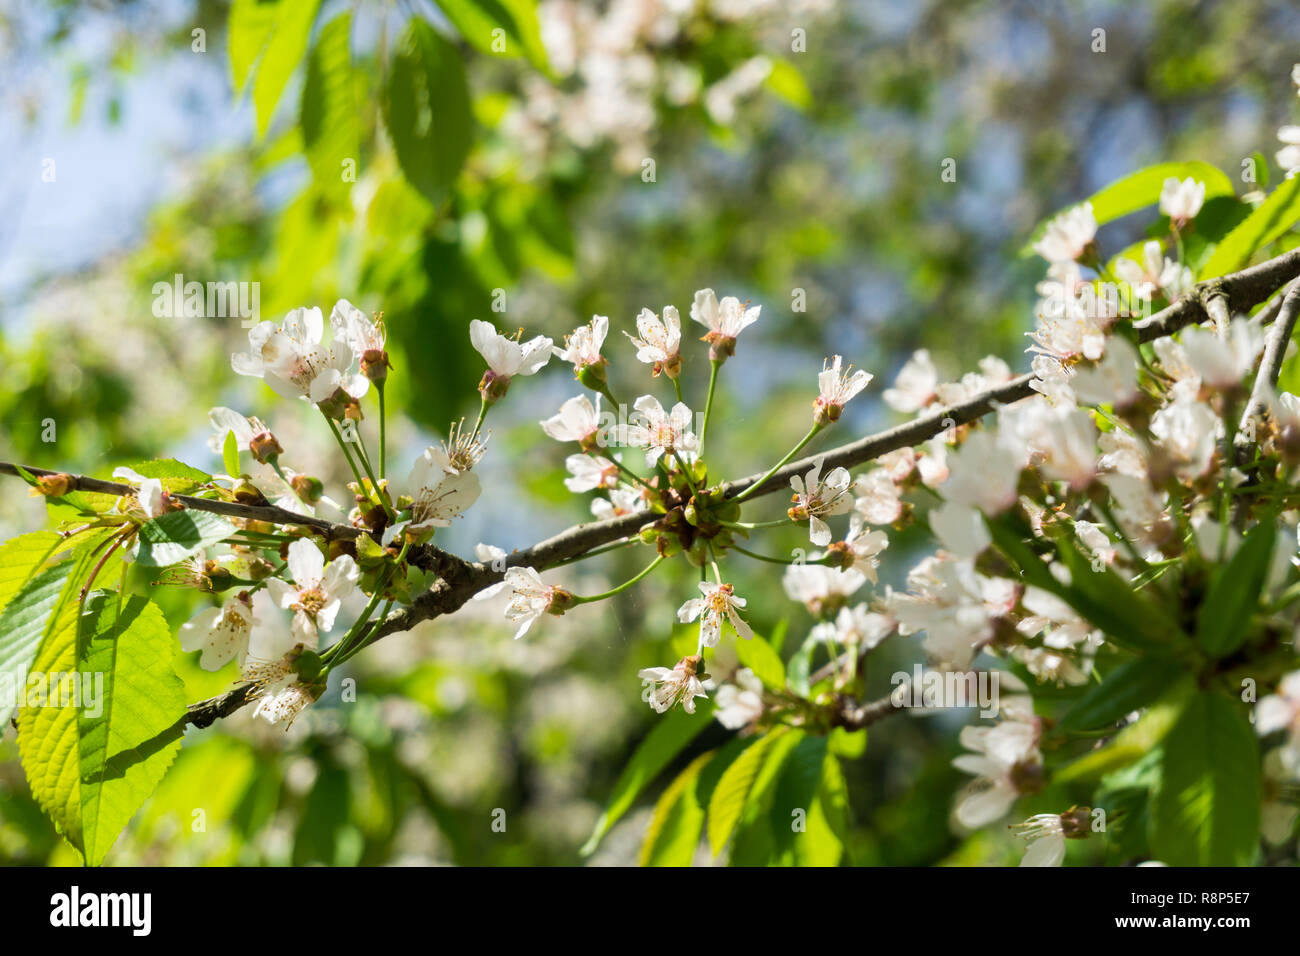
left=19, top=246, right=1300, bottom=729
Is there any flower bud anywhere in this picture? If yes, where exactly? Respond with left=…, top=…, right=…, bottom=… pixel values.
left=361, top=348, right=391, bottom=386
left=479, top=369, right=511, bottom=405
left=248, top=430, right=284, bottom=465
left=546, top=587, right=576, bottom=616
left=36, top=473, right=75, bottom=497
left=291, top=648, right=323, bottom=683
left=232, top=479, right=267, bottom=505
left=291, top=474, right=324, bottom=504
left=575, top=361, right=609, bottom=391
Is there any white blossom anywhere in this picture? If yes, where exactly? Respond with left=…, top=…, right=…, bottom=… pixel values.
left=1158, top=177, right=1206, bottom=227
left=640, top=656, right=709, bottom=715
left=264, top=539, right=360, bottom=648
left=714, top=668, right=764, bottom=728
left=789, top=458, right=854, bottom=546
left=677, top=581, right=754, bottom=648
left=883, top=349, right=938, bottom=413
left=1032, top=203, right=1097, bottom=265
left=233, top=306, right=368, bottom=403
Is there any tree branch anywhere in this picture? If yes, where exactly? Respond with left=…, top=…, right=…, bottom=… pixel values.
left=20, top=246, right=1300, bottom=729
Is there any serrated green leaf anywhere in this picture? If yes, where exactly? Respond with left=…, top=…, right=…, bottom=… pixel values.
left=1150, top=692, right=1260, bottom=866
left=0, top=531, right=110, bottom=725
left=76, top=593, right=188, bottom=865
left=640, top=750, right=712, bottom=866
left=133, top=511, right=235, bottom=568
left=383, top=20, right=474, bottom=207
left=707, top=726, right=791, bottom=857
left=1057, top=656, right=1185, bottom=734
left=1021, top=161, right=1235, bottom=256
left=1196, top=520, right=1276, bottom=658
left=737, top=634, right=785, bottom=691
left=301, top=12, right=358, bottom=193
left=0, top=531, right=64, bottom=615
left=1200, top=175, right=1300, bottom=278
left=580, top=699, right=714, bottom=857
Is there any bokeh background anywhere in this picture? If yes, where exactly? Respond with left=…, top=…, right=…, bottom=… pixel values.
left=2, top=0, right=1300, bottom=865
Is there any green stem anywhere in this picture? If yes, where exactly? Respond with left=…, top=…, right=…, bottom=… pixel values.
left=698, top=359, right=722, bottom=453
left=354, top=430, right=395, bottom=520
left=322, top=541, right=409, bottom=668
left=377, top=383, right=388, bottom=479
left=571, top=555, right=665, bottom=604
left=723, top=518, right=794, bottom=531
left=732, top=423, right=823, bottom=503
left=550, top=538, right=640, bottom=567
left=728, top=543, right=831, bottom=566
left=671, top=376, right=684, bottom=405
left=471, top=398, right=490, bottom=442
left=671, top=450, right=698, bottom=496
left=613, top=457, right=657, bottom=492
left=324, top=414, right=368, bottom=493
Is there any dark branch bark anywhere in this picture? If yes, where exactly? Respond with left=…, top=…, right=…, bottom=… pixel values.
left=18, top=245, right=1300, bottom=729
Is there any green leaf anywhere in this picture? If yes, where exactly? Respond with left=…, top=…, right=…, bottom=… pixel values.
left=737, top=634, right=785, bottom=690
left=986, top=513, right=1182, bottom=652
left=1056, top=679, right=1193, bottom=783
left=786, top=632, right=820, bottom=697
left=434, top=0, right=549, bottom=71
left=707, top=726, right=792, bottom=857
left=769, top=736, right=836, bottom=863
left=1200, top=175, right=1300, bottom=278
left=133, top=511, right=235, bottom=568
left=1196, top=520, right=1276, bottom=658
left=75, top=593, right=188, bottom=865
left=579, top=700, right=714, bottom=857
left=0, top=531, right=64, bottom=615
left=222, top=429, right=242, bottom=482
left=1021, top=161, right=1235, bottom=255
left=1150, top=692, right=1260, bottom=866
left=0, top=531, right=110, bottom=725
left=0, top=560, right=83, bottom=726
left=1057, top=656, right=1185, bottom=734
left=640, top=750, right=712, bottom=866
left=300, top=12, right=359, bottom=193
left=383, top=19, right=474, bottom=207
left=764, top=60, right=812, bottom=110
left=122, top=459, right=212, bottom=494
left=229, top=0, right=322, bottom=138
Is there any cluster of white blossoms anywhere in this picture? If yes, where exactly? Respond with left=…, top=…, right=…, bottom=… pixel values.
left=1277, top=64, right=1300, bottom=178
left=174, top=300, right=507, bottom=726
left=502, top=0, right=831, bottom=174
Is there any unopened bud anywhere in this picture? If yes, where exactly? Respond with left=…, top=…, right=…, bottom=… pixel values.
left=813, top=398, right=842, bottom=426
left=546, top=587, right=576, bottom=616
left=291, top=474, right=324, bottom=504
left=232, top=479, right=267, bottom=505
left=575, top=361, right=609, bottom=391
left=36, top=473, right=75, bottom=497
left=361, top=348, right=391, bottom=385
left=248, top=430, right=284, bottom=464
left=479, top=369, right=511, bottom=405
